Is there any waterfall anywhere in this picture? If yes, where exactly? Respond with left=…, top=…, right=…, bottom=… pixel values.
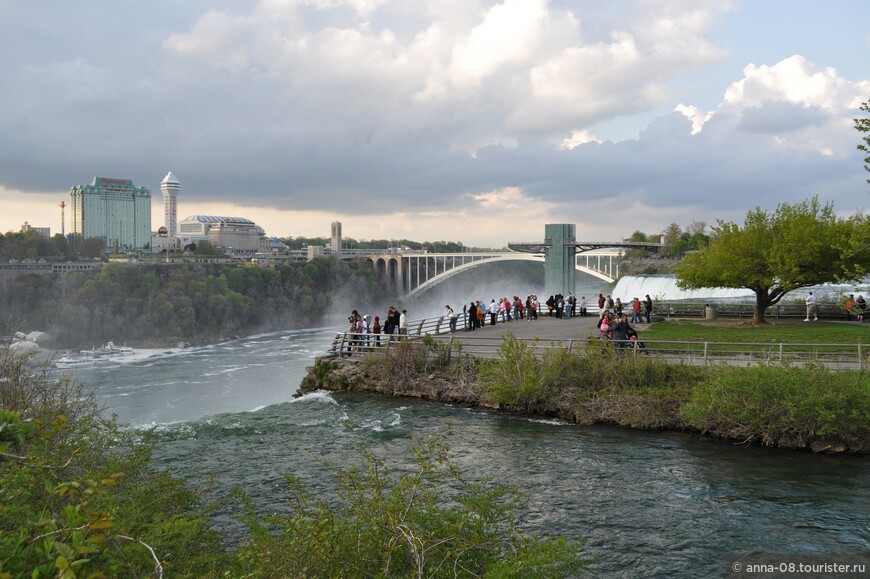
left=611, top=275, right=870, bottom=303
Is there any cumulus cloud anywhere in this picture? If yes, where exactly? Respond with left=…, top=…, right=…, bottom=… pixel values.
left=0, top=1, right=867, bottom=245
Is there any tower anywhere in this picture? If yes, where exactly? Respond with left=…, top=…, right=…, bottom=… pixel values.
left=161, top=171, right=181, bottom=238
left=59, top=201, right=66, bottom=236
left=543, top=223, right=576, bottom=299
left=330, top=221, right=342, bottom=255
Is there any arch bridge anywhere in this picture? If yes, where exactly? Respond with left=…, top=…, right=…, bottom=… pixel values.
left=368, top=226, right=660, bottom=298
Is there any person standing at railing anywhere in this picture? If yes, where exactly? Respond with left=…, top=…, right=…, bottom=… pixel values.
left=489, top=299, right=498, bottom=326
left=372, top=316, right=381, bottom=346
left=445, top=305, right=458, bottom=333
left=399, top=309, right=408, bottom=337
left=644, top=294, right=653, bottom=324
left=565, top=293, right=573, bottom=319
left=579, top=295, right=587, bottom=317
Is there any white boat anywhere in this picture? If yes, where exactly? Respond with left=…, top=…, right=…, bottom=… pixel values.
left=56, top=352, right=95, bottom=369
left=80, top=341, right=134, bottom=358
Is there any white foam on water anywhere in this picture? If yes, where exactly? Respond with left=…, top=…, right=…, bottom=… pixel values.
left=291, top=390, right=338, bottom=405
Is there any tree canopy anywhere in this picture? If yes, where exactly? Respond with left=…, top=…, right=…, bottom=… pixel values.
left=856, top=98, right=870, bottom=183
left=676, top=197, right=869, bottom=323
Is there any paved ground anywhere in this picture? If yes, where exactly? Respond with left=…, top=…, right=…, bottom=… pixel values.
left=440, top=312, right=649, bottom=345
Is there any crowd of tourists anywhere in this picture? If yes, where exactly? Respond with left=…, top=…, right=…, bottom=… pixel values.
left=343, top=292, right=656, bottom=354
left=459, top=293, right=593, bottom=331
left=344, top=306, right=408, bottom=354
left=595, top=294, right=654, bottom=350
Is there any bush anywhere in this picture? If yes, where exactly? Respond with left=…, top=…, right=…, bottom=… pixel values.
left=0, top=348, right=224, bottom=577
left=231, top=432, right=588, bottom=578
left=680, top=364, right=870, bottom=448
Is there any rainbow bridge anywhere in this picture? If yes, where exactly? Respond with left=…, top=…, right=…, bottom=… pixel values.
left=365, top=224, right=660, bottom=298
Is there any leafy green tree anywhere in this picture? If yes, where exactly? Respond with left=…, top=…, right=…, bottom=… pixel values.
left=676, top=197, right=867, bottom=323
left=660, top=223, right=682, bottom=257
left=194, top=240, right=218, bottom=255
left=77, top=236, right=105, bottom=259
left=856, top=98, right=870, bottom=183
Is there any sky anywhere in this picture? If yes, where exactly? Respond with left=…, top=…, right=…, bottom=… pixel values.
left=2, top=0, right=869, bottom=248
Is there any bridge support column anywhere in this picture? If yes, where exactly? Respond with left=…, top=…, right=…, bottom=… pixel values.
left=544, top=223, right=576, bottom=298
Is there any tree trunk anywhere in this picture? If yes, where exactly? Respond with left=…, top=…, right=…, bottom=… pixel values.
left=753, top=290, right=769, bottom=324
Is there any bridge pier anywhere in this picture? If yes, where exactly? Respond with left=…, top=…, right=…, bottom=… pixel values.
left=543, top=223, right=577, bottom=299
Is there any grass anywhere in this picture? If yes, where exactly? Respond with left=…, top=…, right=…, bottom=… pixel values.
left=641, top=319, right=869, bottom=344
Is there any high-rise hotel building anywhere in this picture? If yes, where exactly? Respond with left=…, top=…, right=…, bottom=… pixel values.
left=161, top=171, right=180, bottom=238
left=70, top=177, right=151, bottom=250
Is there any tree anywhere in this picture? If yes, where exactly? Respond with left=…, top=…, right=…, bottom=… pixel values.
left=660, top=223, right=682, bottom=257
left=77, top=236, right=105, bottom=259
left=856, top=98, right=870, bottom=183
left=676, top=197, right=867, bottom=324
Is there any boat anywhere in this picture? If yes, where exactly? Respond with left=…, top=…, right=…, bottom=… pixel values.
left=56, top=352, right=95, bottom=369
left=80, top=341, right=134, bottom=358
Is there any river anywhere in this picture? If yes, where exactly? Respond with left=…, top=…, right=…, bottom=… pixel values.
left=61, top=327, right=870, bottom=577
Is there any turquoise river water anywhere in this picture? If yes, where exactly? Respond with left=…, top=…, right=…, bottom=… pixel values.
left=60, top=328, right=870, bottom=577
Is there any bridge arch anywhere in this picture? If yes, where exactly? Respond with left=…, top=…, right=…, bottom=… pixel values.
left=405, top=254, right=612, bottom=298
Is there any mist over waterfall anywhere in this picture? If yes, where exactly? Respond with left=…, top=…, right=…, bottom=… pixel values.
left=611, top=275, right=754, bottom=302
left=611, top=275, right=870, bottom=303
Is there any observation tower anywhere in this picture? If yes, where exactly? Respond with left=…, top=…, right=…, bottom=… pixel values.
left=161, top=171, right=181, bottom=238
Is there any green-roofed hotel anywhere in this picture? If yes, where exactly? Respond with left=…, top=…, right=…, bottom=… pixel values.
left=70, top=177, right=152, bottom=250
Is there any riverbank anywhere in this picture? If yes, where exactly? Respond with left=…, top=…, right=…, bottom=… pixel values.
left=299, top=324, right=869, bottom=454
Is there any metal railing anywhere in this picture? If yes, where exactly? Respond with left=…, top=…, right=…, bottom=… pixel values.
left=327, top=315, right=869, bottom=370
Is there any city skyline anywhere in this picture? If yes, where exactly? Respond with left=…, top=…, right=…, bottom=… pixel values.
left=1, top=1, right=869, bottom=247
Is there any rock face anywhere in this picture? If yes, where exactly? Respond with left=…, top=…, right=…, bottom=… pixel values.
left=298, top=358, right=485, bottom=407
left=25, top=331, right=53, bottom=345
left=9, top=340, right=39, bottom=352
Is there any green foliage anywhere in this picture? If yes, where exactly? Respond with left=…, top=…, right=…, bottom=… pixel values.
left=0, top=257, right=385, bottom=344
left=856, top=98, right=870, bottom=183
left=231, top=432, right=588, bottom=578
left=681, top=364, right=870, bottom=448
left=642, top=319, right=870, bottom=343
left=677, top=197, right=867, bottom=323
left=0, top=348, right=225, bottom=577
left=478, top=335, right=579, bottom=411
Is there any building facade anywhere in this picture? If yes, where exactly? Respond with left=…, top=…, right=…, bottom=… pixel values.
left=161, top=171, right=181, bottom=238
left=177, top=215, right=265, bottom=254
left=330, top=221, right=342, bottom=255
left=70, top=177, right=151, bottom=250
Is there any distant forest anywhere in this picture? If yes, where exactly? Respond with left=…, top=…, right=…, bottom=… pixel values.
left=2, top=259, right=384, bottom=346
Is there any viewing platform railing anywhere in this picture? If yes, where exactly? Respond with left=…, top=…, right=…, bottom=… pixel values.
left=327, top=307, right=869, bottom=370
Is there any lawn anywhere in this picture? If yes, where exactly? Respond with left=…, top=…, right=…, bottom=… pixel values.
left=641, top=319, right=869, bottom=344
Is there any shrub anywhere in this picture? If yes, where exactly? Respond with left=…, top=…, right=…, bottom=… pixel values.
left=231, top=432, right=588, bottom=578
left=681, top=364, right=870, bottom=448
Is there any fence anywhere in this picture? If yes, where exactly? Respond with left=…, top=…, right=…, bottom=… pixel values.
left=327, top=315, right=869, bottom=371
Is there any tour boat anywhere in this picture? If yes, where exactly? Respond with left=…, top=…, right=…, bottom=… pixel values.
left=56, top=353, right=95, bottom=369
left=80, top=341, right=134, bottom=358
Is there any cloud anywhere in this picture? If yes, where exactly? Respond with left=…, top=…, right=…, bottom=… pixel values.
left=0, top=1, right=868, bottom=247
